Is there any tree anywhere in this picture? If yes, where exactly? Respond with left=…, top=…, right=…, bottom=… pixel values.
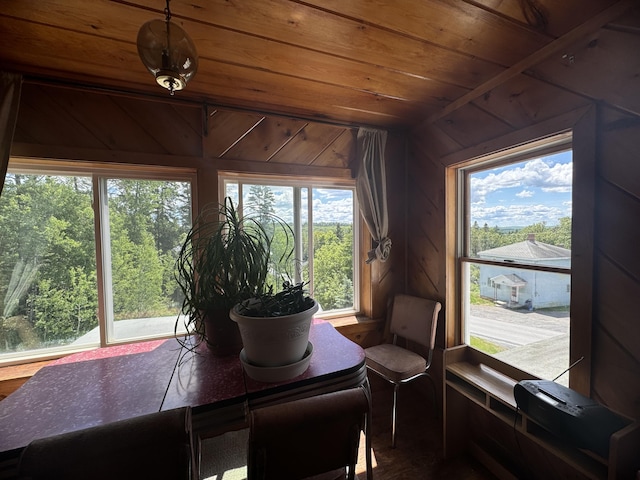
left=312, top=224, right=353, bottom=310
left=246, top=185, right=276, bottom=225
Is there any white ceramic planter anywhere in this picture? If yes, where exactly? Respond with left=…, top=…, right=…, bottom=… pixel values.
left=229, top=300, right=319, bottom=368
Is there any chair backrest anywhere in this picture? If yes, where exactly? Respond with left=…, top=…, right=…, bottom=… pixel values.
left=18, top=407, right=194, bottom=480
left=248, top=387, right=369, bottom=480
left=389, top=294, right=442, bottom=350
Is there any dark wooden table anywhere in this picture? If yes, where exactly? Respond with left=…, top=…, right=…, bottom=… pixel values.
left=0, top=320, right=370, bottom=478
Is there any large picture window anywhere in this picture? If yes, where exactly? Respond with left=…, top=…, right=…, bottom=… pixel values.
left=221, top=174, right=358, bottom=317
left=457, top=136, right=573, bottom=384
left=0, top=159, right=194, bottom=364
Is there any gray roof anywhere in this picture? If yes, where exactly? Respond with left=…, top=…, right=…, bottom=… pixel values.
left=490, top=273, right=527, bottom=287
left=478, top=237, right=570, bottom=261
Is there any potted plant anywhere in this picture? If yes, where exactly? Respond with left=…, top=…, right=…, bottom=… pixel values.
left=175, top=197, right=283, bottom=356
left=229, top=281, right=319, bottom=368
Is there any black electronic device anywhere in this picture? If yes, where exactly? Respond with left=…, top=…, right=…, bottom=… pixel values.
left=514, top=380, right=631, bottom=458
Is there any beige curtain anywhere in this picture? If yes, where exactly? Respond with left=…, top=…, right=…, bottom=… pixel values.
left=0, top=72, right=22, bottom=196
left=356, top=127, right=391, bottom=264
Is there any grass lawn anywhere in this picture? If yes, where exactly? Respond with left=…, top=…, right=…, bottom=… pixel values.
left=470, top=336, right=506, bottom=354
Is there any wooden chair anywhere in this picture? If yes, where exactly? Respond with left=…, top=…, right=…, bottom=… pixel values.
left=247, top=387, right=370, bottom=480
left=365, top=294, right=441, bottom=447
left=18, top=407, right=195, bottom=480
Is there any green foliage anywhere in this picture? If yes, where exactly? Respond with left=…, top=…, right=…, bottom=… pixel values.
left=235, top=281, right=315, bottom=317
left=175, top=198, right=294, bottom=338
left=33, top=268, right=97, bottom=341
left=470, top=336, right=506, bottom=354
left=469, top=217, right=572, bottom=256
left=313, top=224, right=353, bottom=310
left=469, top=279, right=493, bottom=306
left=0, top=173, right=191, bottom=354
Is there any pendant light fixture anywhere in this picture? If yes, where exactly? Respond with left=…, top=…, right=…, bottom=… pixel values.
left=136, top=0, right=198, bottom=95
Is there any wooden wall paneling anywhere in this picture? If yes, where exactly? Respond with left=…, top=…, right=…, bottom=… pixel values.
left=594, top=255, right=640, bottom=367
left=15, top=85, right=106, bottom=149
left=213, top=158, right=352, bottom=180
left=591, top=323, right=640, bottom=419
left=529, top=18, right=640, bottom=116
left=437, top=106, right=591, bottom=168
left=224, top=116, right=306, bottom=162
left=433, top=103, right=515, bottom=149
left=268, top=123, right=345, bottom=165
left=10, top=144, right=204, bottom=173
left=39, top=87, right=172, bottom=153
left=598, top=115, right=640, bottom=198
left=595, top=179, right=640, bottom=281
left=411, top=124, right=463, bottom=161
left=406, top=135, right=447, bottom=351
left=472, top=74, right=590, bottom=129
left=311, top=129, right=355, bottom=169
left=110, top=96, right=203, bottom=157
left=359, top=216, right=374, bottom=319
left=205, top=110, right=264, bottom=158
left=407, top=151, right=444, bottom=287
left=406, top=196, right=444, bottom=300
left=568, top=107, right=598, bottom=397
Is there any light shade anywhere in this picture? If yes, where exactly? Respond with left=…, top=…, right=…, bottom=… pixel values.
left=137, top=18, right=198, bottom=94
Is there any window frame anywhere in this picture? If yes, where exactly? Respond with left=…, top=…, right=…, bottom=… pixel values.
left=1, top=157, right=197, bottom=366
left=218, top=171, right=360, bottom=318
left=448, top=132, right=588, bottom=386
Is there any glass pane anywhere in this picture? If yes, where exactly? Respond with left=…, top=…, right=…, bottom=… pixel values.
left=241, top=184, right=296, bottom=290
left=0, top=172, right=98, bottom=359
left=223, top=180, right=357, bottom=314
left=106, top=178, right=191, bottom=342
left=468, top=151, right=572, bottom=268
left=464, top=261, right=570, bottom=385
left=311, top=188, right=354, bottom=311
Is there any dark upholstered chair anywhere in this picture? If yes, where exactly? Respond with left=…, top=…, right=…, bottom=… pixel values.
left=365, top=294, right=441, bottom=447
left=248, top=387, right=370, bottom=480
left=18, top=407, right=194, bottom=480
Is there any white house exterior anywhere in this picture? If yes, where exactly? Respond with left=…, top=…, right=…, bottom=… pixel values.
left=477, top=234, right=571, bottom=309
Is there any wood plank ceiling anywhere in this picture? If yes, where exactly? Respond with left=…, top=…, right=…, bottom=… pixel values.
left=0, top=0, right=627, bottom=130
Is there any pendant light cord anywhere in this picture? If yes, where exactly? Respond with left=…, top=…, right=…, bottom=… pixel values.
left=164, top=0, right=171, bottom=22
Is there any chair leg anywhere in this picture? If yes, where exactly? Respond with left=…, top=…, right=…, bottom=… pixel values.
left=391, top=383, right=399, bottom=448
left=425, top=374, right=439, bottom=419
left=362, top=379, right=374, bottom=480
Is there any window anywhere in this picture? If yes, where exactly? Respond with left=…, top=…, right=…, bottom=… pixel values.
left=455, top=135, right=573, bottom=384
left=0, top=159, right=194, bottom=364
left=220, top=174, right=358, bottom=317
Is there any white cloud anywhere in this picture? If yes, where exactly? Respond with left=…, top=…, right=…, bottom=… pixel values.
left=471, top=203, right=568, bottom=227
left=470, top=157, right=572, bottom=205
left=516, top=189, right=534, bottom=198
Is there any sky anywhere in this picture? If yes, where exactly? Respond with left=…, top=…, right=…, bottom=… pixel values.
left=469, top=150, right=573, bottom=228
left=226, top=183, right=355, bottom=224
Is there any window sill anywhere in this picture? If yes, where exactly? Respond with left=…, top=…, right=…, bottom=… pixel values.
left=0, top=315, right=384, bottom=400
left=327, top=315, right=384, bottom=348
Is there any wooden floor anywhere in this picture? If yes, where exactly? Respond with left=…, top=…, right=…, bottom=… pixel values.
left=356, top=374, right=498, bottom=480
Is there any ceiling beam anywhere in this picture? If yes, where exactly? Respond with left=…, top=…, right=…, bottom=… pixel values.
left=414, top=0, right=634, bottom=130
